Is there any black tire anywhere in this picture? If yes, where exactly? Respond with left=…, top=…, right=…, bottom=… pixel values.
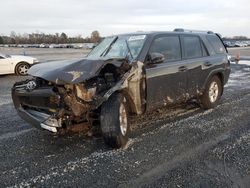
left=16, top=62, right=30, bottom=76
left=200, top=75, right=222, bottom=109
left=100, top=93, right=129, bottom=148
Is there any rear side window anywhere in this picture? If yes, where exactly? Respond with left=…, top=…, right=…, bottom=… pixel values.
left=206, top=35, right=226, bottom=54
left=182, top=36, right=203, bottom=59
left=150, top=36, right=181, bottom=61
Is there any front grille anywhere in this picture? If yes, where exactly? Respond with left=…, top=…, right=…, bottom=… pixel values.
left=15, top=87, right=61, bottom=115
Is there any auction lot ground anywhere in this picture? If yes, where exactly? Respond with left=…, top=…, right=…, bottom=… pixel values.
left=0, top=47, right=250, bottom=187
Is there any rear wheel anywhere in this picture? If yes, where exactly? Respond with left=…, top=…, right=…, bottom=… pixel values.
left=200, top=76, right=222, bottom=109
left=16, top=62, right=30, bottom=76
left=100, top=93, right=129, bottom=148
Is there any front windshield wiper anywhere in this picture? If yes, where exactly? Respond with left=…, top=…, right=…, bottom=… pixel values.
left=100, top=36, right=118, bottom=57
left=125, top=39, right=134, bottom=61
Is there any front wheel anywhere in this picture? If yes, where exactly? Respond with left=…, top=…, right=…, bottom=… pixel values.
left=200, top=75, right=222, bottom=109
left=100, top=93, right=129, bottom=148
left=16, top=62, right=30, bottom=76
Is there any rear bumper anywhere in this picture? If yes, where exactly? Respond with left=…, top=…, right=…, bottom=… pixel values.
left=12, top=85, right=61, bottom=133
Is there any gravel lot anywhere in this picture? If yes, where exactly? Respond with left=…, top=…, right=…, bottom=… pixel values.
left=0, top=47, right=250, bottom=187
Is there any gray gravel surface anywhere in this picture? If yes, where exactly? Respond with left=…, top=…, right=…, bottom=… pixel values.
left=0, top=61, right=250, bottom=187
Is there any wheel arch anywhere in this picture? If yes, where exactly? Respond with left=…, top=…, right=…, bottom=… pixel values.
left=14, top=61, right=30, bottom=74
left=120, top=89, right=137, bottom=115
left=99, top=61, right=146, bottom=116
left=119, top=73, right=146, bottom=115
left=203, top=69, right=225, bottom=95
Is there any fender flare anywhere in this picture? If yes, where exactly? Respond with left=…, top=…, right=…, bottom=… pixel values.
left=202, top=68, right=225, bottom=94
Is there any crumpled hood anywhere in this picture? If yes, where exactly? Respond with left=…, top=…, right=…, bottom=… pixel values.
left=28, top=58, right=124, bottom=84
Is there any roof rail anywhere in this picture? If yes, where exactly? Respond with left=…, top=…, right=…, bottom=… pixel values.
left=173, top=28, right=214, bottom=34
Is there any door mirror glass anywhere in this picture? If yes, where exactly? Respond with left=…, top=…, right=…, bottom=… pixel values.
left=149, top=52, right=165, bottom=64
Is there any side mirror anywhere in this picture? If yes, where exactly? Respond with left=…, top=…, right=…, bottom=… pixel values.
left=149, top=52, right=165, bottom=64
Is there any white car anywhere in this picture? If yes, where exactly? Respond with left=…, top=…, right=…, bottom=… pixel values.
left=0, top=54, right=39, bottom=75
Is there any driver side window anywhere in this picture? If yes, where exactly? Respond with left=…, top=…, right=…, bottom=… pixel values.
left=150, top=36, right=181, bottom=62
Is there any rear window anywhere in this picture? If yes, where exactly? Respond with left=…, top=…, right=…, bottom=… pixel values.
left=206, top=35, right=226, bottom=54
left=182, top=36, right=203, bottom=59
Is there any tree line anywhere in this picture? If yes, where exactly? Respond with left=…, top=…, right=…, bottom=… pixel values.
left=0, top=30, right=101, bottom=44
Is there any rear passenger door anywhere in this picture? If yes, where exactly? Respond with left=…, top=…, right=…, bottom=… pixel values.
left=145, top=34, right=188, bottom=110
left=180, top=35, right=210, bottom=97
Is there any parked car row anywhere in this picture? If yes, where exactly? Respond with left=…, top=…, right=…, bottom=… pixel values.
left=223, top=40, right=250, bottom=48
left=0, top=43, right=96, bottom=49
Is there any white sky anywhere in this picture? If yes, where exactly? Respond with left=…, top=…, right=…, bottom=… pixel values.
left=1, top=0, right=250, bottom=37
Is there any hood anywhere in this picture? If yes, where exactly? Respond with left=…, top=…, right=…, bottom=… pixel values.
left=28, top=58, right=125, bottom=84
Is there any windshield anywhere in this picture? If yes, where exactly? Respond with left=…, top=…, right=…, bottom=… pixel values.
left=87, top=35, right=147, bottom=61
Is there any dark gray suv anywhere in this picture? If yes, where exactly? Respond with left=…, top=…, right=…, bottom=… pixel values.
left=12, top=29, right=230, bottom=148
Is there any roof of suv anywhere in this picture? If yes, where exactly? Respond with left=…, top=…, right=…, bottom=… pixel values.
left=114, top=30, right=217, bottom=37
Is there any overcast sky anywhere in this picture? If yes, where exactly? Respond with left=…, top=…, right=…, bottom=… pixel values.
left=1, top=0, right=250, bottom=37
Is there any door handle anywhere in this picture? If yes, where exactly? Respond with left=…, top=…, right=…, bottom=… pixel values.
left=178, top=66, right=187, bottom=72
left=204, top=61, right=212, bottom=67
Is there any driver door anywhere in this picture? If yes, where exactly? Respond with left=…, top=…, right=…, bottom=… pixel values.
left=0, top=55, right=12, bottom=74
left=145, top=34, right=188, bottom=110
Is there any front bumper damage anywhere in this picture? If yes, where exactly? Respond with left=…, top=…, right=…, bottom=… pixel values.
left=12, top=80, right=101, bottom=133
left=12, top=83, right=62, bottom=132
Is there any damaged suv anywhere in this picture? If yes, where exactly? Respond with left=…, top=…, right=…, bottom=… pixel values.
left=12, top=29, right=230, bottom=148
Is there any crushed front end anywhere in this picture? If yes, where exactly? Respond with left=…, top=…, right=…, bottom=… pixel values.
left=11, top=60, right=136, bottom=133
left=12, top=77, right=102, bottom=133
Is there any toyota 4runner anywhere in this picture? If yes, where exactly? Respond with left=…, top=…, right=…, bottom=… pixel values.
left=12, top=29, right=230, bottom=148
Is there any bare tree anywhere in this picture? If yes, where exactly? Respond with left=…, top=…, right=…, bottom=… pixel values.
left=0, top=36, right=3, bottom=44
left=60, top=32, right=68, bottom=43
left=90, top=31, right=101, bottom=43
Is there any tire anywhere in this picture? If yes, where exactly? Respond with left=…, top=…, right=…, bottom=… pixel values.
left=200, top=75, right=222, bottom=109
left=16, top=62, right=30, bottom=76
left=100, top=93, right=129, bottom=148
